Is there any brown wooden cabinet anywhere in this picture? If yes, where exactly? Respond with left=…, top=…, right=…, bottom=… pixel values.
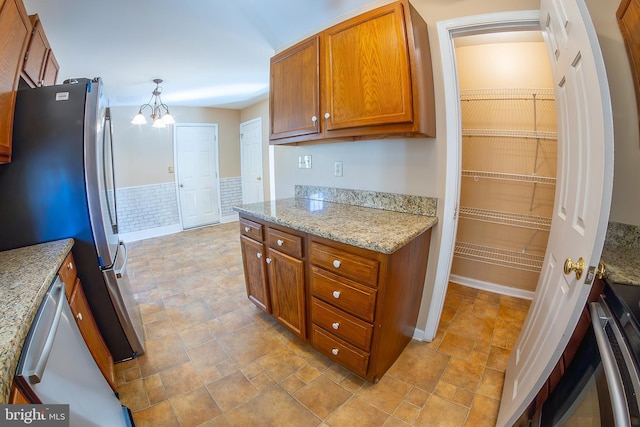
left=9, top=382, right=30, bottom=404
left=22, top=14, right=59, bottom=88
left=238, top=213, right=432, bottom=382
left=240, top=218, right=307, bottom=339
left=0, top=0, right=31, bottom=164
left=618, top=0, right=640, bottom=129
left=269, top=0, right=435, bottom=145
left=58, top=251, right=117, bottom=392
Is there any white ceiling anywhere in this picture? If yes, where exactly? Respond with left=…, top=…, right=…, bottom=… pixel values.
left=23, top=0, right=387, bottom=109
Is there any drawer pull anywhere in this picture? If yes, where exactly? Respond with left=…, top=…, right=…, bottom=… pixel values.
left=266, top=258, right=272, bottom=264
left=332, top=322, right=340, bottom=330
left=244, top=226, right=251, bottom=232
left=76, top=312, right=83, bottom=321
left=332, top=290, right=341, bottom=299
left=331, top=348, right=339, bottom=356
left=333, top=260, right=341, bottom=268
left=257, top=252, right=262, bottom=259
left=277, top=239, right=284, bottom=247
left=68, top=262, right=73, bottom=270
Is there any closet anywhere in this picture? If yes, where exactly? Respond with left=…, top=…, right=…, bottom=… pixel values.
left=451, top=33, right=557, bottom=294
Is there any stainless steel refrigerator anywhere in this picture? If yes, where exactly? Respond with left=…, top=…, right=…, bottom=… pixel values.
left=0, top=77, right=144, bottom=362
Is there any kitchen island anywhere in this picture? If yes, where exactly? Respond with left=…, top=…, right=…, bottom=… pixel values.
left=234, top=186, right=438, bottom=382
left=0, top=239, right=74, bottom=403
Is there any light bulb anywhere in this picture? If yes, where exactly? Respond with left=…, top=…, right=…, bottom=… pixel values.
left=131, top=112, right=147, bottom=125
left=152, top=117, right=166, bottom=128
left=162, top=113, right=175, bottom=125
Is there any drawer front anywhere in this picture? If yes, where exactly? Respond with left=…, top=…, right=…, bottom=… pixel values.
left=267, top=228, right=303, bottom=258
left=58, top=251, right=77, bottom=299
left=312, top=298, right=373, bottom=351
left=310, top=242, right=379, bottom=287
left=240, top=217, right=264, bottom=241
left=310, top=266, right=376, bottom=322
left=312, top=325, right=369, bottom=377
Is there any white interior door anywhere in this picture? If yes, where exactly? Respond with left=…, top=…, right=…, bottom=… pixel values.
left=175, top=124, right=221, bottom=229
left=241, top=118, right=264, bottom=204
left=497, top=0, right=614, bottom=425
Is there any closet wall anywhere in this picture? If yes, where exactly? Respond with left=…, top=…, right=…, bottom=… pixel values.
left=451, top=35, right=556, bottom=294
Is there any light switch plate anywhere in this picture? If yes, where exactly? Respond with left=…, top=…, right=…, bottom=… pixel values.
left=298, top=155, right=312, bottom=169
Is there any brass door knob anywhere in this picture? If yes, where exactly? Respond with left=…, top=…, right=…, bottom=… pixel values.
left=596, top=262, right=606, bottom=279
left=564, top=257, right=584, bottom=280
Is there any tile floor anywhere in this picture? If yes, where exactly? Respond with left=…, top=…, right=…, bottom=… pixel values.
left=115, top=222, right=531, bottom=427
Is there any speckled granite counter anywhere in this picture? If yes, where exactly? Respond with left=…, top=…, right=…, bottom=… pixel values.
left=601, top=222, right=640, bottom=286
left=0, top=239, right=74, bottom=403
left=234, top=187, right=437, bottom=254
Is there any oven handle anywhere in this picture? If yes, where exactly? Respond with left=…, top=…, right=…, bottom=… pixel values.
left=590, top=301, right=631, bottom=427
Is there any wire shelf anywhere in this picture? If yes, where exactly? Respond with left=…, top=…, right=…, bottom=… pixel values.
left=462, top=170, right=556, bottom=185
left=462, top=129, right=557, bottom=140
left=458, top=206, right=551, bottom=231
left=460, top=88, right=555, bottom=101
left=454, top=241, right=545, bottom=273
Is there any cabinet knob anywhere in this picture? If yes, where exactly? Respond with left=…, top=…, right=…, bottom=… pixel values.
left=332, top=290, right=341, bottom=299
left=312, top=115, right=318, bottom=123
left=333, top=260, right=341, bottom=268
left=331, top=348, right=339, bottom=356
left=266, top=258, right=272, bottom=264
left=76, top=312, right=83, bottom=321
left=324, top=113, right=331, bottom=119
left=257, top=252, right=262, bottom=259
left=332, top=322, right=340, bottom=330
left=68, top=262, right=73, bottom=270
left=244, top=226, right=250, bottom=232
left=277, top=239, right=284, bottom=247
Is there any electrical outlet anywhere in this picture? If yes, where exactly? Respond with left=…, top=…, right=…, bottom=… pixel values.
left=334, top=161, right=343, bottom=177
left=168, top=166, right=174, bottom=173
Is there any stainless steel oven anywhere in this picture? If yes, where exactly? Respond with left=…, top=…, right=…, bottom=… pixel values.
left=536, top=283, right=640, bottom=426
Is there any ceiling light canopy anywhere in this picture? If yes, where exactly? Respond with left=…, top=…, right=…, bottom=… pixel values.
left=131, top=79, right=175, bottom=128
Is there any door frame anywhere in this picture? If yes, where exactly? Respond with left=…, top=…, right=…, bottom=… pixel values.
left=173, top=123, right=222, bottom=229
left=240, top=117, right=265, bottom=204
left=425, top=10, right=542, bottom=340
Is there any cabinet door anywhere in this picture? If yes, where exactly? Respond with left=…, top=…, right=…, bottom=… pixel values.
left=270, top=36, right=320, bottom=141
left=22, top=18, right=48, bottom=87
left=267, top=249, right=306, bottom=339
left=69, top=278, right=117, bottom=392
left=240, top=235, right=271, bottom=313
left=323, top=2, right=413, bottom=132
left=41, top=50, right=59, bottom=86
left=0, top=0, right=30, bottom=164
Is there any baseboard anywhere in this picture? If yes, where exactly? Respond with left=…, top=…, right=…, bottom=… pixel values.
left=119, top=224, right=183, bottom=243
left=220, top=213, right=239, bottom=224
left=413, top=327, right=428, bottom=342
left=449, top=274, right=535, bottom=300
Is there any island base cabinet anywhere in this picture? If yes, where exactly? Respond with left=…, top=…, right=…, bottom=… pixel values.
left=238, top=213, right=432, bottom=382
left=240, top=235, right=271, bottom=313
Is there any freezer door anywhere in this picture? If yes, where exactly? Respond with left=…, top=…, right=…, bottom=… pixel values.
left=102, top=241, right=145, bottom=357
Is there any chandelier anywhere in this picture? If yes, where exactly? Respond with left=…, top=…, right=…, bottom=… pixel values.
left=131, top=79, right=175, bottom=128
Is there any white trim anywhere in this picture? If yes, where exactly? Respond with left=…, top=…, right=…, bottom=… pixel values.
left=424, top=10, right=542, bottom=342
left=173, top=123, right=222, bottom=229
left=119, top=224, right=182, bottom=242
left=269, top=145, right=276, bottom=201
left=220, top=213, right=239, bottom=224
left=449, top=274, right=535, bottom=301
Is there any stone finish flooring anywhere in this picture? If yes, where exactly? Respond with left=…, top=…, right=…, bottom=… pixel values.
left=116, top=222, right=531, bottom=426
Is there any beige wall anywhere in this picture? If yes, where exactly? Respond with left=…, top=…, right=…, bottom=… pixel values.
left=240, top=99, right=271, bottom=200
left=585, top=0, right=640, bottom=226
left=112, top=105, right=241, bottom=188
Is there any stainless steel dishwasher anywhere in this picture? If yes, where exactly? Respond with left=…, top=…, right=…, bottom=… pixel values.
left=15, top=276, right=133, bottom=426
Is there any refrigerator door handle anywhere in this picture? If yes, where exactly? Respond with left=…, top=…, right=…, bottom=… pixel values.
left=30, top=278, right=66, bottom=384
left=115, top=241, right=128, bottom=278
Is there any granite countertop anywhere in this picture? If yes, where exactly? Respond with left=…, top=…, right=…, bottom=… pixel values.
left=600, top=222, right=640, bottom=286
left=0, top=239, right=74, bottom=404
left=234, top=198, right=438, bottom=254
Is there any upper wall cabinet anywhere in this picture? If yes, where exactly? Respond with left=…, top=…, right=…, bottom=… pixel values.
left=269, top=0, right=435, bottom=145
left=0, top=0, right=31, bottom=164
left=22, top=14, right=59, bottom=88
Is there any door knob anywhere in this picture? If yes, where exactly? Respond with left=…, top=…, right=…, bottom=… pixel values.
left=180, top=184, right=184, bottom=187
left=257, top=177, right=261, bottom=181
left=596, top=262, right=606, bottom=279
left=564, top=257, right=584, bottom=280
